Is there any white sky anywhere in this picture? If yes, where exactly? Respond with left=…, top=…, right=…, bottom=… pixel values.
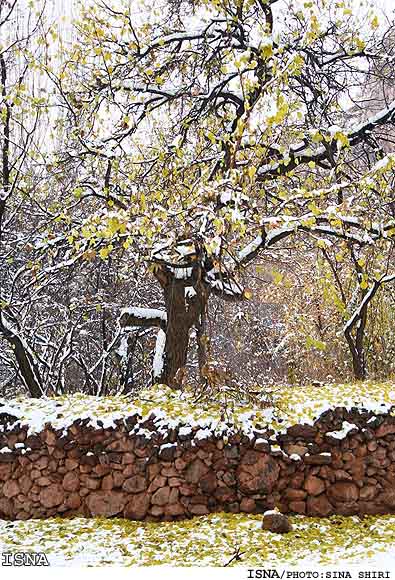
left=51, top=0, right=395, bottom=18
left=377, top=0, right=394, bottom=13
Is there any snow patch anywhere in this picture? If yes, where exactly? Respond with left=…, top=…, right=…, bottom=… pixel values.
left=326, top=421, right=358, bottom=440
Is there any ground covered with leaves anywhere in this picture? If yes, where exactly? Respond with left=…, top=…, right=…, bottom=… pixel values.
left=0, top=513, right=394, bottom=566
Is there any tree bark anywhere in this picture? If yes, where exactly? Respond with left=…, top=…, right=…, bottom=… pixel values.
left=345, top=332, right=366, bottom=381
left=161, top=282, right=191, bottom=386
left=344, top=308, right=368, bottom=381
left=158, top=272, right=209, bottom=388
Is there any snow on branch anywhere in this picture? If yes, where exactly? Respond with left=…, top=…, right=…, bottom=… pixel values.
left=152, top=329, right=166, bottom=380
left=119, top=310, right=167, bottom=382
left=139, top=25, right=219, bottom=59
left=0, top=187, right=11, bottom=202
left=238, top=234, right=264, bottom=264
left=343, top=273, right=395, bottom=334
left=348, top=100, right=395, bottom=145
left=238, top=212, right=395, bottom=267
left=256, top=100, right=395, bottom=180
left=119, top=307, right=167, bottom=331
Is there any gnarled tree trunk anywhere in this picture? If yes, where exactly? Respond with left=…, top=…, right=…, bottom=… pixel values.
left=159, top=272, right=209, bottom=388
left=120, top=265, right=209, bottom=389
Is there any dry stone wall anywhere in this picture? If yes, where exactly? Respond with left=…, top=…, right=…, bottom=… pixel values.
left=0, top=406, right=395, bottom=521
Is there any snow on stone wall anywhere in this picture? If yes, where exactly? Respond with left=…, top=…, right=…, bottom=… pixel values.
left=0, top=405, right=395, bottom=521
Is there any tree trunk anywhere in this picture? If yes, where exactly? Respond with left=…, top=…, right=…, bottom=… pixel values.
left=158, top=275, right=208, bottom=388
left=161, top=283, right=190, bottom=386
left=353, top=320, right=367, bottom=381
left=349, top=343, right=366, bottom=381
left=12, top=338, right=43, bottom=398
left=345, top=327, right=367, bottom=381
left=0, top=318, right=43, bottom=398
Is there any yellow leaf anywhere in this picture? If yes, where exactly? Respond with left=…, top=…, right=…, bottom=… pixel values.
left=261, top=44, right=273, bottom=59
left=207, top=131, right=216, bottom=144
left=248, top=166, right=257, bottom=179
left=243, top=288, right=253, bottom=300
left=311, top=132, right=323, bottom=144
left=308, top=201, right=321, bottom=216
left=306, top=336, right=327, bottom=351
left=333, top=131, right=350, bottom=148
left=99, top=246, right=112, bottom=260
left=272, top=270, right=283, bottom=285
left=360, top=278, right=369, bottom=290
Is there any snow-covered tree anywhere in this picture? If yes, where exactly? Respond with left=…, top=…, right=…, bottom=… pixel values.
left=48, top=0, right=395, bottom=387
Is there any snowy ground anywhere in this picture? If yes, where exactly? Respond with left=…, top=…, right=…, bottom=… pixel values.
left=1, top=381, right=394, bottom=442
left=0, top=513, right=395, bottom=567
